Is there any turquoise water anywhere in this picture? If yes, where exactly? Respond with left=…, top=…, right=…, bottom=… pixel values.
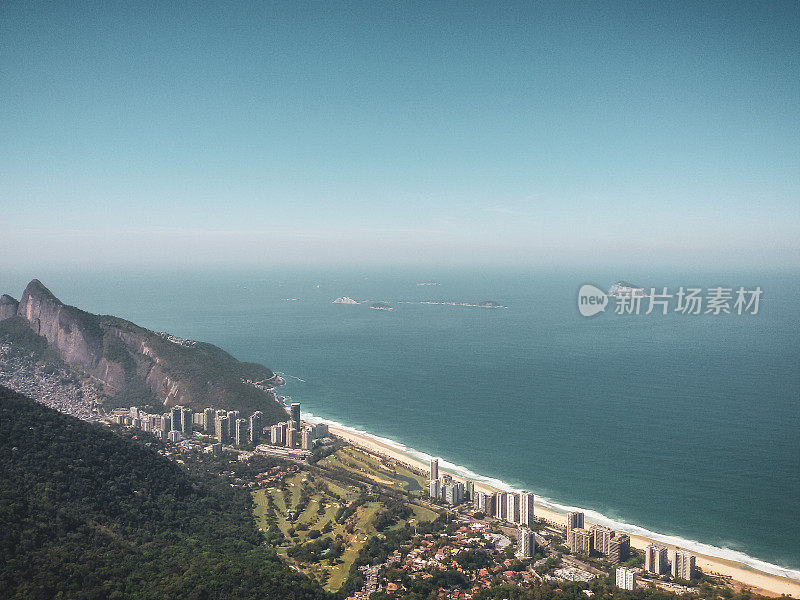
left=1, top=267, right=798, bottom=574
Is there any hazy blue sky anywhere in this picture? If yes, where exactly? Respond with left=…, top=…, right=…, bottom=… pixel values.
left=1, top=1, right=798, bottom=268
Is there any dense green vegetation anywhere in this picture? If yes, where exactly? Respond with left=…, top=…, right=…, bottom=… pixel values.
left=0, top=386, right=329, bottom=600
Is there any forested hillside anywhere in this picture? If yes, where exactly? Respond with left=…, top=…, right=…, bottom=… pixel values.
left=0, top=386, right=328, bottom=600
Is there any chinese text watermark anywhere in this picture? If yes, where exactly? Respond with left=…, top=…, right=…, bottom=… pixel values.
left=578, top=284, right=762, bottom=317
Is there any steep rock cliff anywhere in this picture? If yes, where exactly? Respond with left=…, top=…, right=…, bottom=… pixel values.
left=0, top=280, right=287, bottom=422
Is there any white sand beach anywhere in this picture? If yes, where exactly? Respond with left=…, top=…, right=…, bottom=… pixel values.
left=328, top=424, right=800, bottom=598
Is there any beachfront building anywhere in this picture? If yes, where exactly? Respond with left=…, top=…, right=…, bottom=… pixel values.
left=494, top=491, right=508, bottom=520
left=270, top=423, right=285, bottom=445
left=592, top=525, right=613, bottom=554
left=301, top=428, right=313, bottom=451
left=429, top=479, right=440, bottom=499
left=291, top=403, right=301, bottom=429
left=473, top=490, right=488, bottom=512
left=507, top=492, right=521, bottom=523
left=520, top=491, right=535, bottom=526
left=466, top=480, right=474, bottom=501
left=484, top=493, right=495, bottom=516
left=518, top=527, right=536, bottom=558
left=313, top=423, right=329, bottom=438
left=287, top=428, right=299, bottom=448
left=430, top=457, right=439, bottom=481
left=672, top=550, right=696, bottom=580
left=443, top=481, right=464, bottom=505
left=616, top=567, right=637, bottom=591
left=608, top=533, right=631, bottom=564
left=566, top=511, right=585, bottom=546
left=570, top=528, right=594, bottom=555
left=645, top=544, right=669, bottom=575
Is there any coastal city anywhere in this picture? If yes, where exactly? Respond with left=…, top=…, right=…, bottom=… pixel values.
left=103, top=397, right=720, bottom=600
left=106, top=400, right=330, bottom=458
left=0, top=347, right=778, bottom=599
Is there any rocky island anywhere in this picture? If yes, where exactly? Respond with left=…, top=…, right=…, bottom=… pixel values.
left=608, top=281, right=648, bottom=298
left=370, top=301, right=394, bottom=311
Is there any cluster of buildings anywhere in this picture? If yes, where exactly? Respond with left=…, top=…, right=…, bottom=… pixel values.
left=643, top=544, right=696, bottom=579
left=428, top=459, right=536, bottom=527
left=428, top=458, right=537, bottom=559
left=614, top=545, right=696, bottom=590
left=110, top=404, right=266, bottom=446
left=108, top=401, right=329, bottom=451
left=565, top=511, right=631, bottom=564
left=267, top=403, right=329, bottom=451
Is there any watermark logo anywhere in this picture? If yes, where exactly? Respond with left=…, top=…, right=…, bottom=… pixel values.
left=578, top=283, right=762, bottom=317
left=578, top=284, right=608, bottom=317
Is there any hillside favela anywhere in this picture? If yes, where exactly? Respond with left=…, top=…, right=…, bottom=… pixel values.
left=1, top=3, right=798, bottom=600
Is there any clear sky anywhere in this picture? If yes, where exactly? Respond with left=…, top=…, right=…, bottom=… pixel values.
left=1, top=1, right=798, bottom=269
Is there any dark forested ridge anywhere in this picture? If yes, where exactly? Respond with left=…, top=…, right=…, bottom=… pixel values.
left=0, top=386, right=328, bottom=600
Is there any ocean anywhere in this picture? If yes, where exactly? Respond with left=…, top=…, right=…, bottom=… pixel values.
left=1, top=266, right=798, bottom=576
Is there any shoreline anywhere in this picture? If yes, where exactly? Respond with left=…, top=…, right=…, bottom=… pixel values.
left=313, top=420, right=800, bottom=598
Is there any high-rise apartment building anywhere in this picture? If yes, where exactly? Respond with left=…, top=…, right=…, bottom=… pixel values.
left=170, top=406, right=182, bottom=431
left=494, top=492, right=508, bottom=520
left=566, top=511, right=584, bottom=545
left=235, top=418, right=248, bottom=446
left=270, top=423, right=285, bottom=445
left=644, top=544, right=669, bottom=575
left=301, top=428, right=313, bottom=450
left=429, top=479, right=440, bottom=499
left=592, top=525, right=614, bottom=555
left=216, top=415, right=230, bottom=444
left=290, top=403, right=301, bottom=428
left=430, top=458, right=439, bottom=480
left=518, top=528, right=536, bottom=558
left=227, top=411, right=239, bottom=437
left=181, top=407, right=193, bottom=436
left=520, top=491, right=535, bottom=526
left=608, top=534, right=630, bottom=564
left=570, top=528, right=593, bottom=555
left=616, top=567, right=636, bottom=591
left=249, top=411, right=263, bottom=443
left=286, top=427, right=298, bottom=448
left=203, top=407, right=215, bottom=434
left=672, top=550, right=695, bottom=580
left=507, top=492, right=521, bottom=523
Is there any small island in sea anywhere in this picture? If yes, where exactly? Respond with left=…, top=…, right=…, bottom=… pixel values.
left=608, top=281, right=648, bottom=298
left=420, top=299, right=507, bottom=308
left=332, top=296, right=359, bottom=304
left=416, top=281, right=440, bottom=286
left=369, top=302, right=394, bottom=311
